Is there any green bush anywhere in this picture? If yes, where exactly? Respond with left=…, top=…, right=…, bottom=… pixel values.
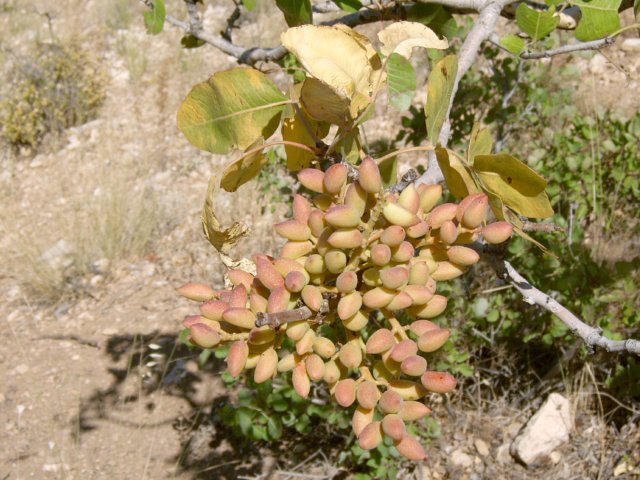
left=0, top=42, right=106, bottom=148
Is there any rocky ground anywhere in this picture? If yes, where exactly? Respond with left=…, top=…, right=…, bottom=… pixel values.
left=0, top=1, right=639, bottom=479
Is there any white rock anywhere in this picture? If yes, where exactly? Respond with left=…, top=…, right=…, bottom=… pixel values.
left=41, top=239, right=74, bottom=270
left=621, top=38, right=640, bottom=52
left=510, top=393, right=573, bottom=466
left=496, top=443, right=511, bottom=464
left=589, top=53, right=608, bottom=74
left=474, top=438, right=490, bottom=457
left=450, top=449, right=474, bottom=469
left=550, top=451, right=562, bottom=464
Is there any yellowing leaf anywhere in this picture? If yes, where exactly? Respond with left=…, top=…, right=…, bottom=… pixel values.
left=425, top=55, right=458, bottom=145
left=281, top=25, right=377, bottom=114
left=202, top=177, right=249, bottom=254
left=282, top=109, right=328, bottom=170
left=221, top=139, right=268, bottom=192
left=177, top=67, right=289, bottom=154
left=474, top=154, right=553, bottom=218
left=467, top=123, right=493, bottom=162
left=435, top=147, right=479, bottom=199
left=378, top=21, right=448, bottom=59
left=300, top=77, right=352, bottom=126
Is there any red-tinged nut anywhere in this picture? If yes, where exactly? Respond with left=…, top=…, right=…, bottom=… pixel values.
left=248, top=326, right=275, bottom=345
left=335, top=378, right=357, bottom=407
left=313, top=336, right=336, bottom=358
left=200, top=300, right=228, bottom=321
left=323, top=360, right=341, bottom=384
left=371, top=243, right=392, bottom=266
left=293, top=194, right=312, bottom=223
left=401, top=355, right=428, bottom=377
left=277, top=352, right=297, bottom=372
left=273, top=257, right=306, bottom=277
left=398, top=184, right=420, bottom=213
left=324, top=205, right=361, bottom=228
left=339, top=342, right=363, bottom=369
left=362, top=287, right=395, bottom=309
left=292, top=362, right=311, bottom=398
left=356, top=381, right=380, bottom=410
left=447, top=245, right=480, bottom=266
left=380, top=266, right=409, bottom=290
left=409, top=295, right=448, bottom=319
left=274, top=220, right=311, bottom=241
left=343, top=309, right=369, bottom=331
left=382, top=413, right=406, bottom=440
left=227, top=340, right=249, bottom=377
left=408, top=262, right=430, bottom=285
left=419, top=184, right=443, bottom=213
left=254, top=347, right=278, bottom=383
left=390, top=339, right=418, bottom=362
left=344, top=182, right=367, bottom=217
left=438, top=220, right=458, bottom=245
left=218, top=290, right=232, bottom=303
left=301, top=285, right=323, bottom=311
left=391, top=241, right=415, bottom=263
left=304, top=254, right=325, bottom=275
left=285, top=270, right=308, bottom=292
left=337, top=292, right=363, bottom=321
left=304, top=353, right=326, bottom=381
left=307, top=209, right=326, bottom=237
left=402, top=285, right=435, bottom=306
left=267, top=286, right=290, bottom=314
left=222, top=308, right=256, bottom=329
left=380, top=225, right=406, bottom=247
left=227, top=269, right=254, bottom=290
left=395, top=435, right=427, bottom=461
left=383, top=202, right=420, bottom=227
left=352, top=406, right=375, bottom=437
left=386, top=291, right=413, bottom=311
left=358, top=421, right=383, bottom=450
left=427, top=203, right=458, bottom=229
left=358, top=157, right=382, bottom=193
left=421, top=371, right=457, bottom=393
left=365, top=328, right=395, bottom=354
left=229, top=284, right=248, bottom=308
left=328, top=228, right=363, bottom=249
left=176, top=283, right=216, bottom=302
left=296, top=329, right=316, bottom=356
left=255, top=255, right=284, bottom=290
left=298, top=168, right=325, bottom=193
left=323, top=163, right=348, bottom=194
left=409, top=319, right=439, bottom=336
left=379, top=389, right=403, bottom=414
left=455, top=193, right=486, bottom=222
left=190, top=323, right=221, bottom=348
left=249, top=290, right=268, bottom=314
left=431, top=261, right=466, bottom=281
left=336, top=271, right=358, bottom=293
left=461, top=194, right=489, bottom=228
left=482, top=221, right=514, bottom=244
left=399, top=401, right=432, bottom=421
left=183, top=315, right=205, bottom=328
left=417, top=328, right=450, bottom=352
left=406, top=220, right=429, bottom=238
left=280, top=240, right=314, bottom=259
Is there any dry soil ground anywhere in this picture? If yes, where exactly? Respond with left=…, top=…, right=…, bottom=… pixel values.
left=0, top=1, right=639, bottom=479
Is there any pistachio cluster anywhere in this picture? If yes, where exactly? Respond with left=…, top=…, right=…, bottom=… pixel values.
left=178, top=158, right=513, bottom=460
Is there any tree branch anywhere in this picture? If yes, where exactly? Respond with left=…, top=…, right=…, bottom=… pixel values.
left=520, top=36, right=617, bottom=59
left=476, top=244, right=640, bottom=356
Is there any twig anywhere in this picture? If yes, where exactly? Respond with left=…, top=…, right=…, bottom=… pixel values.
left=388, top=168, right=419, bottom=193
left=520, top=36, right=617, bottom=59
left=521, top=221, right=565, bottom=233
left=477, top=243, right=640, bottom=355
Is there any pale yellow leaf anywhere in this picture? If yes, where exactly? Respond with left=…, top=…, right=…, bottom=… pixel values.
left=202, top=177, right=249, bottom=254
left=220, top=138, right=268, bottom=192
left=378, top=21, right=448, bottom=59
left=300, top=77, right=352, bottom=126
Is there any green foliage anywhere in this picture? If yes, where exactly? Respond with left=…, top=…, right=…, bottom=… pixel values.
left=386, top=53, right=417, bottom=112
left=425, top=54, right=457, bottom=144
left=515, top=4, right=559, bottom=41
left=143, top=0, right=165, bottom=35
left=0, top=42, right=106, bottom=149
left=275, top=0, right=313, bottom=26
left=570, top=0, right=622, bottom=40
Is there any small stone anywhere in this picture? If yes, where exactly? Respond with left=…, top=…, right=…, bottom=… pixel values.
left=549, top=451, right=562, bottom=464
left=496, top=443, right=511, bottom=464
left=474, top=438, right=490, bottom=457
left=589, top=54, right=607, bottom=75
left=510, top=393, right=574, bottom=466
left=621, top=38, right=640, bottom=52
left=90, top=275, right=104, bottom=287
left=450, top=449, right=474, bottom=469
